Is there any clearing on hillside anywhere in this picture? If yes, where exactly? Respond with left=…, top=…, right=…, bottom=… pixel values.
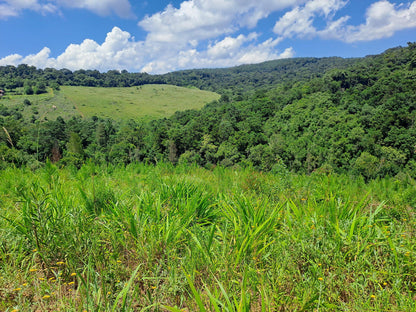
left=61, top=85, right=220, bottom=120
left=0, top=85, right=220, bottom=121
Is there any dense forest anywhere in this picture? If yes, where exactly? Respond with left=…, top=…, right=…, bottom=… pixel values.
left=0, top=56, right=357, bottom=94
left=1, top=43, right=416, bottom=179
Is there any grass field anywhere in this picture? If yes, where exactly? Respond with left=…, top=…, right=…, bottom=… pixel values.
left=0, top=85, right=220, bottom=121
left=1, top=162, right=415, bottom=311
left=61, top=85, right=220, bottom=120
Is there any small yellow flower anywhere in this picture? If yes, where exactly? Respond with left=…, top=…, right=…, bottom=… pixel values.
left=29, top=268, right=37, bottom=272
left=32, top=249, right=37, bottom=252
left=14, top=288, right=22, bottom=291
left=56, top=261, right=65, bottom=265
left=318, top=263, right=322, bottom=266
left=370, top=295, right=376, bottom=299
left=42, top=295, right=51, bottom=299
left=383, top=282, right=387, bottom=286
left=151, top=286, right=157, bottom=289
left=71, top=272, right=77, bottom=277
left=403, top=218, right=407, bottom=222
left=49, top=277, right=54, bottom=281
left=11, top=309, right=19, bottom=312
left=22, top=283, right=28, bottom=286
left=116, top=260, right=122, bottom=263
left=39, top=277, right=45, bottom=281
left=107, top=291, right=111, bottom=295
left=68, top=281, right=75, bottom=285
left=318, top=277, right=323, bottom=281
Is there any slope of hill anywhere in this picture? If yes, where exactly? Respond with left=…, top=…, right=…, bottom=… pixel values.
left=1, top=43, right=416, bottom=178
left=0, top=56, right=359, bottom=96
left=0, top=85, right=220, bottom=122
left=163, top=57, right=359, bottom=94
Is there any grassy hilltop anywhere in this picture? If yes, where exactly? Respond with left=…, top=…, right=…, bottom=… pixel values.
left=0, top=84, right=220, bottom=121
left=61, top=85, right=220, bottom=120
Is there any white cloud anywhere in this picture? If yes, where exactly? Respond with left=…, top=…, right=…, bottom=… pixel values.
left=0, top=0, right=133, bottom=19
left=0, top=0, right=58, bottom=18
left=0, top=27, right=144, bottom=71
left=207, top=34, right=258, bottom=59
left=139, top=0, right=306, bottom=46
left=273, top=0, right=416, bottom=42
left=140, top=33, right=292, bottom=73
left=0, top=27, right=293, bottom=74
left=341, top=0, right=416, bottom=42
left=0, top=54, right=23, bottom=65
left=273, top=0, right=347, bottom=38
left=0, top=4, right=19, bottom=19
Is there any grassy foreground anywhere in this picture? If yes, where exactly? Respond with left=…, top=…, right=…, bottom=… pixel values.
left=0, top=163, right=415, bottom=311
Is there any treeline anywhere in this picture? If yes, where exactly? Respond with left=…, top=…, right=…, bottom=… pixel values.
left=0, top=57, right=358, bottom=95
left=1, top=43, right=416, bottom=179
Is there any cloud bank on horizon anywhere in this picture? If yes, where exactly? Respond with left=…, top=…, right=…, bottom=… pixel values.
left=1, top=0, right=416, bottom=73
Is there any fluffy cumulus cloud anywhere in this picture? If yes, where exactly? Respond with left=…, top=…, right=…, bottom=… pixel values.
left=139, top=0, right=306, bottom=46
left=273, top=0, right=416, bottom=42
left=341, top=1, right=416, bottom=42
left=1, top=0, right=416, bottom=73
left=273, top=0, right=347, bottom=38
left=0, top=0, right=133, bottom=19
left=0, top=26, right=293, bottom=73
left=0, top=27, right=144, bottom=71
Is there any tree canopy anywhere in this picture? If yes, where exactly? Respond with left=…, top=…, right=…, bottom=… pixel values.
left=1, top=43, right=416, bottom=179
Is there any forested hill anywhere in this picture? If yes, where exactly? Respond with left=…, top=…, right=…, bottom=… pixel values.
left=1, top=43, right=416, bottom=179
left=163, top=57, right=359, bottom=94
left=0, top=56, right=358, bottom=95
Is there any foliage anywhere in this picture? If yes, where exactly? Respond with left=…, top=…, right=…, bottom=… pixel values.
left=0, top=43, right=416, bottom=178
left=0, top=163, right=415, bottom=311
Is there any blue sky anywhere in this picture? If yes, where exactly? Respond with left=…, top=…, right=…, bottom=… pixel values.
left=1, top=0, right=415, bottom=73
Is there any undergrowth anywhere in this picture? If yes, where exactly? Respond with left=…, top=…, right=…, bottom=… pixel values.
left=0, top=162, right=415, bottom=311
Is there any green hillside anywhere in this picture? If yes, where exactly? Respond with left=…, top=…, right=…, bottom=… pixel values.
left=0, top=85, right=220, bottom=121
left=61, top=85, right=220, bottom=120
left=0, top=57, right=359, bottom=96
left=1, top=43, right=416, bottom=175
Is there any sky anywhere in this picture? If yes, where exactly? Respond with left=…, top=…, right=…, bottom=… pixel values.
left=0, top=0, right=415, bottom=74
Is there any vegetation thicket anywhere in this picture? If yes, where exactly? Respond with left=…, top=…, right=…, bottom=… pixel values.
left=0, top=162, right=415, bottom=311
left=1, top=43, right=416, bottom=311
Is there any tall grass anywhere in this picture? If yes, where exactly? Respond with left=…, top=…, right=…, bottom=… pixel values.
left=0, top=163, right=415, bottom=311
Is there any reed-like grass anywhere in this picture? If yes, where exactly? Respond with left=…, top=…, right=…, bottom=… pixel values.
left=0, top=163, right=415, bottom=311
